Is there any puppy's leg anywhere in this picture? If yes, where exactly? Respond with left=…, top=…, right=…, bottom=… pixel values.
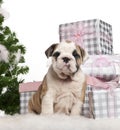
left=70, top=100, right=83, bottom=116
left=41, top=92, right=54, bottom=114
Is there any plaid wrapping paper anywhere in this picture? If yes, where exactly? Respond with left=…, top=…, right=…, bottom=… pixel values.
left=20, top=91, right=35, bottom=114
left=92, top=87, right=120, bottom=118
left=19, top=81, right=41, bottom=114
left=81, top=55, right=120, bottom=81
left=59, top=19, right=113, bottom=55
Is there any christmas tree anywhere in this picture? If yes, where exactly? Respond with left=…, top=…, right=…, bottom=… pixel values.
left=0, top=0, right=29, bottom=115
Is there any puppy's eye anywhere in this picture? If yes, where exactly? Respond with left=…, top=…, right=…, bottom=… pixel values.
left=72, top=50, right=80, bottom=58
left=52, top=51, right=60, bottom=58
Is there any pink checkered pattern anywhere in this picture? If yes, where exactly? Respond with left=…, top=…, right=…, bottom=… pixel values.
left=59, top=19, right=113, bottom=55
left=19, top=81, right=41, bottom=114
left=92, top=87, right=120, bottom=118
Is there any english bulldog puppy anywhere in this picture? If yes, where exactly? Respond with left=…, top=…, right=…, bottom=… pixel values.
left=28, top=41, right=88, bottom=115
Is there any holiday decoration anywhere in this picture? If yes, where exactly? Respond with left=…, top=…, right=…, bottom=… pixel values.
left=0, top=1, right=29, bottom=115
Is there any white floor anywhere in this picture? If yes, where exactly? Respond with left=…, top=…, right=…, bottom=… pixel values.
left=0, top=114, right=120, bottom=130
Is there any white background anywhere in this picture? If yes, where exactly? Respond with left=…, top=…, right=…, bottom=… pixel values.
left=2, top=0, right=120, bottom=82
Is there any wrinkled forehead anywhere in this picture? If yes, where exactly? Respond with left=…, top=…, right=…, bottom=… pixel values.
left=55, top=42, right=76, bottom=53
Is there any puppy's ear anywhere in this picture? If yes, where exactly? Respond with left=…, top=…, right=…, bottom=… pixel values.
left=45, top=44, right=58, bottom=58
left=79, top=46, right=89, bottom=64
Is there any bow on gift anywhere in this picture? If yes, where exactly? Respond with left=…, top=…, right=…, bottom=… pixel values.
left=87, top=75, right=120, bottom=96
left=67, top=23, right=96, bottom=48
left=93, top=55, right=111, bottom=67
left=91, top=55, right=118, bottom=80
left=62, top=22, right=96, bottom=48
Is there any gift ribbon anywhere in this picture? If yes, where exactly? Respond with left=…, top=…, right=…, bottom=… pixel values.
left=69, top=23, right=95, bottom=48
left=107, top=90, right=116, bottom=118
left=87, top=76, right=119, bottom=117
left=87, top=75, right=119, bottom=91
left=87, top=75, right=120, bottom=118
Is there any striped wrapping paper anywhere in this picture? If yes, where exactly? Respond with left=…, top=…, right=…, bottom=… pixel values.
left=59, top=19, right=113, bottom=55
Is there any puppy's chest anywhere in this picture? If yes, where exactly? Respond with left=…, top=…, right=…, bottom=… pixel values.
left=53, top=81, right=82, bottom=114
left=54, top=81, right=82, bottom=102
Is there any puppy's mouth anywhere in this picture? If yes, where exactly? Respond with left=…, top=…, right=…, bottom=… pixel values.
left=60, top=72, right=69, bottom=77
left=60, top=72, right=72, bottom=80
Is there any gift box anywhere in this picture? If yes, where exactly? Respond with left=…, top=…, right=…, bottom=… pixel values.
left=19, top=81, right=41, bottom=114
left=59, top=19, right=113, bottom=54
left=82, top=76, right=120, bottom=119
left=81, top=54, right=120, bottom=81
left=82, top=86, right=120, bottom=119
left=92, top=87, right=120, bottom=118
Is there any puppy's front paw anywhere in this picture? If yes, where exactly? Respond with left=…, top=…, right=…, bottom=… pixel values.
left=41, top=110, right=53, bottom=115
left=70, top=101, right=83, bottom=116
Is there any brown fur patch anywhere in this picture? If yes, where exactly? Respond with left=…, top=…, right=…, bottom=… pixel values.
left=76, top=45, right=86, bottom=64
left=45, top=44, right=58, bottom=58
left=75, top=45, right=82, bottom=66
left=28, top=75, right=48, bottom=114
left=80, top=76, right=87, bottom=103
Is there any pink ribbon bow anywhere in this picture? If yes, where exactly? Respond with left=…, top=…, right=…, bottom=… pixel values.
left=93, top=55, right=111, bottom=67
left=68, top=23, right=95, bottom=48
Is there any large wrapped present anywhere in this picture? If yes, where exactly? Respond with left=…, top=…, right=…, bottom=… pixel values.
left=92, top=87, right=120, bottom=118
left=83, top=76, right=120, bottom=119
left=81, top=55, right=120, bottom=81
left=19, top=81, right=41, bottom=114
left=59, top=19, right=113, bottom=54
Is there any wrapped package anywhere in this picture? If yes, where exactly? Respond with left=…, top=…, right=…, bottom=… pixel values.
left=19, top=81, right=41, bottom=114
left=81, top=55, right=120, bottom=81
left=59, top=19, right=113, bottom=54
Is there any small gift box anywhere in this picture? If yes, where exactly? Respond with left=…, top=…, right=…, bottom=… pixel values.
left=19, top=81, right=41, bottom=114
left=81, top=54, right=120, bottom=81
left=59, top=19, right=113, bottom=54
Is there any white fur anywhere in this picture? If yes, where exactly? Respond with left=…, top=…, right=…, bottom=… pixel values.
left=43, top=68, right=85, bottom=115
left=0, top=114, right=120, bottom=130
left=52, top=42, right=79, bottom=77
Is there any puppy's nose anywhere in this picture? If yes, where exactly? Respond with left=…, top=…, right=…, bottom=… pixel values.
left=62, top=57, right=70, bottom=63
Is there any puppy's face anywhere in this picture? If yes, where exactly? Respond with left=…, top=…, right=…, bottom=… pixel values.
left=45, top=41, right=87, bottom=79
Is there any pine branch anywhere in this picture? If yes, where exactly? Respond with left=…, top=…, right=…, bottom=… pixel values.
left=0, top=0, right=29, bottom=115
